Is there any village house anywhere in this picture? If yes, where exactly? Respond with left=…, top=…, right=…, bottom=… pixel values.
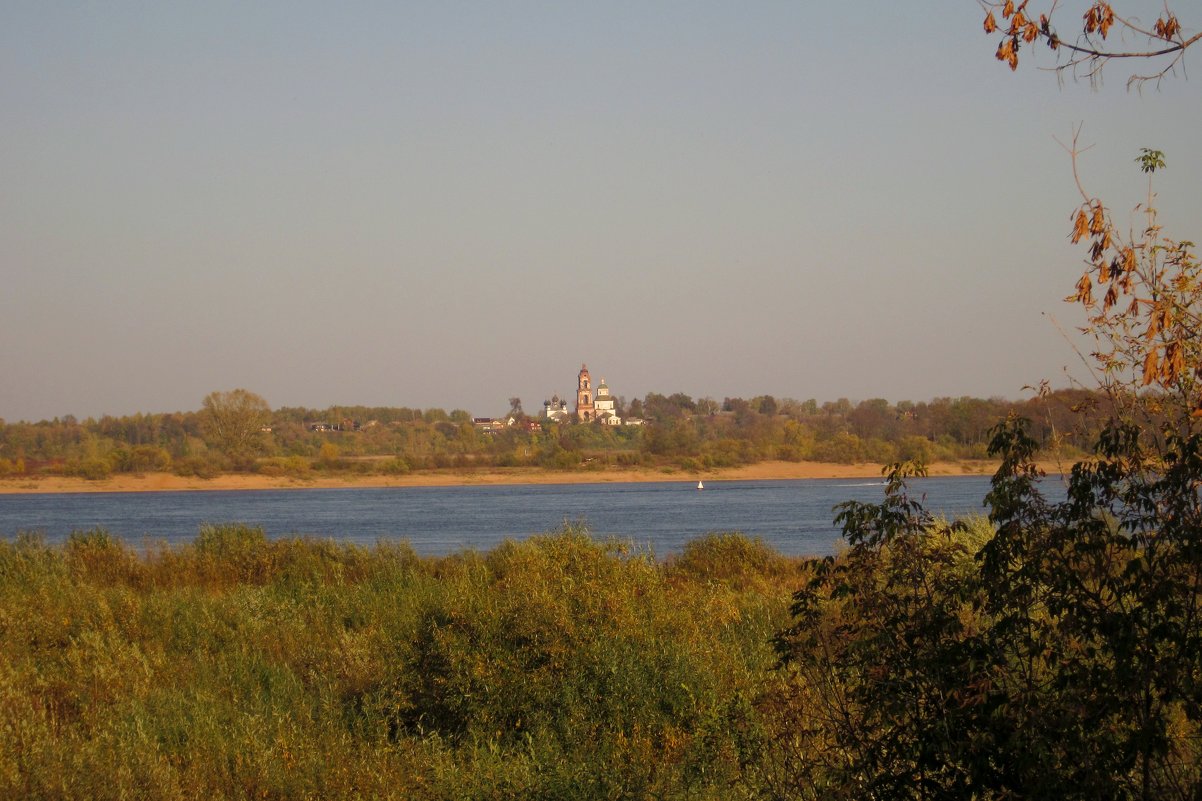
left=473, top=416, right=516, bottom=434
left=478, top=416, right=543, bottom=433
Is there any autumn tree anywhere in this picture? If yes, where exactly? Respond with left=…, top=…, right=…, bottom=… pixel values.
left=978, top=8, right=1202, bottom=789
left=764, top=6, right=1202, bottom=799
left=979, top=2, right=1202, bottom=438
left=772, top=470, right=1010, bottom=798
left=982, top=6, right=1202, bottom=795
left=200, top=389, right=271, bottom=458
left=981, top=0, right=1200, bottom=88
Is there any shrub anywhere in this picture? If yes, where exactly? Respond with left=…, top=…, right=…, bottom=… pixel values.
left=173, top=456, right=221, bottom=479
left=193, top=524, right=270, bottom=584
left=259, top=455, right=313, bottom=478
left=896, top=434, right=935, bottom=464
left=379, top=457, right=410, bottom=475
left=64, top=528, right=144, bottom=587
left=316, top=442, right=343, bottom=470
left=667, top=532, right=794, bottom=590
left=70, top=457, right=113, bottom=481
left=0, top=525, right=804, bottom=799
left=110, top=446, right=173, bottom=473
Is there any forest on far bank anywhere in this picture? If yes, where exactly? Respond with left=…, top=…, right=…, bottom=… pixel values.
left=0, top=388, right=1107, bottom=481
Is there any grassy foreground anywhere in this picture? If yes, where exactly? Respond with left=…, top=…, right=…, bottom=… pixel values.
left=1, top=525, right=807, bottom=800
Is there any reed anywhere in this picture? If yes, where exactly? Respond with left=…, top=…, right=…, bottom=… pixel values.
left=0, top=525, right=802, bottom=800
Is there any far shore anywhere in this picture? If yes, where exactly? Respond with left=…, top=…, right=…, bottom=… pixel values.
left=0, top=459, right=1069, bottom=495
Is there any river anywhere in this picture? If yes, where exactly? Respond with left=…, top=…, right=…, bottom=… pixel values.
left=0, top=475, right=1065, bottom=557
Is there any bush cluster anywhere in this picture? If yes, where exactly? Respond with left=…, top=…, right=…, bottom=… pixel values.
left=0, top=525, right=803, bottom=800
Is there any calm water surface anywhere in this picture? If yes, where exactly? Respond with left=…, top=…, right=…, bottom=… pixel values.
left=0, top=476, right=1065, bottom=557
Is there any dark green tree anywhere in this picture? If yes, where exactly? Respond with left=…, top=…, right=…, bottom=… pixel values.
left=772, top=464, right=1001, bottom=799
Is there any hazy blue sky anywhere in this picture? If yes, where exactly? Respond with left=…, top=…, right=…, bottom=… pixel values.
left=3, top=2, right=1199, bottom=422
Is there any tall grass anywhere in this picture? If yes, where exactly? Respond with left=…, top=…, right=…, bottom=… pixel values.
left=0, top=525, right=807, bottom=800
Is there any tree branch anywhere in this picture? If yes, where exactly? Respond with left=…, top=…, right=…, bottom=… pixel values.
left=981, top=1, right=1199, bottom=87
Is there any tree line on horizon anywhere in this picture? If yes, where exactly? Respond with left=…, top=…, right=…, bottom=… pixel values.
left=0, top=387, right=1108, bottom=481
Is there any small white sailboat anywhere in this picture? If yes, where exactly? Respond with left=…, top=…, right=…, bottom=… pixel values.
left=696, top=480, right=704, bottom=490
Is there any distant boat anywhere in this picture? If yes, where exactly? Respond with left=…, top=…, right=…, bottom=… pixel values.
left=697, top=480, right=704, bottom=490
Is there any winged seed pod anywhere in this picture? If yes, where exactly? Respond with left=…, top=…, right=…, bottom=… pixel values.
left=1142, top=349, right=1159, bottom=385
left=1103, top=284, right=1118, bottom=311
left=1071, top=209, right=1090, bottom=243
left=1162, top=341, right=1185, bottom=384
left=1073, top=274, right=1093, bottom=305
left=1155, top=16, right=1180, bottom=40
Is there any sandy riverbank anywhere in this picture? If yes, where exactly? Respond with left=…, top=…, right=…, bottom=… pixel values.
left=0, top=459, right=1068, bottom=494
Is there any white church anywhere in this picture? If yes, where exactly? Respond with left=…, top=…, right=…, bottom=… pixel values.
left=543, top=363, right=621, bottom=425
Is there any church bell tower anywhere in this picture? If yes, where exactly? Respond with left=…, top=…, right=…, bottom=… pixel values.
left=576, top=363, right=595, bottom=422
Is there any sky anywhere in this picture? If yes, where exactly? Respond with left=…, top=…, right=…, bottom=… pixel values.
left=3, top=2, right=1200, bottom=422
